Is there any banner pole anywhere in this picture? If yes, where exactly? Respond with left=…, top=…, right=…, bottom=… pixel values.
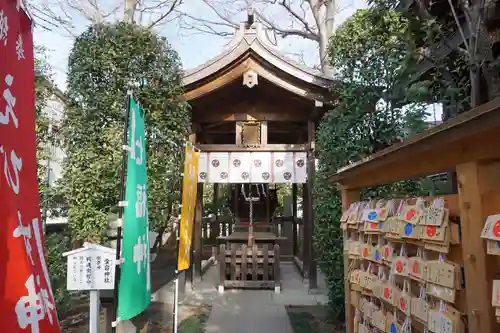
left=172, top=142, right=187, bottom=333
left=111, top=91, right=132, bottom=332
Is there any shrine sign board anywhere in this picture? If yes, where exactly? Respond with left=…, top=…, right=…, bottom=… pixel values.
left=63, top=243, right=116, bottom=291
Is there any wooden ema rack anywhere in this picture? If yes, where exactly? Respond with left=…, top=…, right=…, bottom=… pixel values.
left=332, top=98, right=500, bottom=333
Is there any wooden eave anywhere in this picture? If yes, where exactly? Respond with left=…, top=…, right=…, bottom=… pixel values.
left=331, top=97, right=500, bottom=189
left=182, top=23, right=335, bottom=104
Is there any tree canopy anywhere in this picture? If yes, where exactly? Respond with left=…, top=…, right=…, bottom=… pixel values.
left=314, top=6, right=430, bottom=316
left=62, top=22, right=190, bottom=242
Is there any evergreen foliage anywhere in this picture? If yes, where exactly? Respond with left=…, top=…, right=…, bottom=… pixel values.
left=62, top=22, right=190, bottom=242
left=314, top=6, right=432, bottom=317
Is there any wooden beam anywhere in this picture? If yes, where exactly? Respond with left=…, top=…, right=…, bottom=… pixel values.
left=456, top=161, right=500, bottom=333
left=196, top=144, right=308, bottom=152
left=194, top=110, right=310, bottom=122
left=306, top=120, right=317, bottom=289
left=332, top=97, right=500, bottom=189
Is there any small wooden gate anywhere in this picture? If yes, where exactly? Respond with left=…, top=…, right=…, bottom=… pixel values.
left=218, top=243, right=281, bottom=293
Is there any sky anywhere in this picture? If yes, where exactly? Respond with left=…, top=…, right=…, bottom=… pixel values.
left=31, top=0, right=442, bottom=121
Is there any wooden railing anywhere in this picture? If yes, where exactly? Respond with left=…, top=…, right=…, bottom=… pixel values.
left=201, top=217, right=304, bottom=261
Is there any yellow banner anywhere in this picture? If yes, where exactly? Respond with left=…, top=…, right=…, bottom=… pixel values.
left=177, top=144, right=199, bottom=271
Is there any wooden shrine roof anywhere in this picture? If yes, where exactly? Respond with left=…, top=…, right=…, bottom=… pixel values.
left=181, top=22, right=335, bottom=104
left=331, top=98, right=500, bottom=189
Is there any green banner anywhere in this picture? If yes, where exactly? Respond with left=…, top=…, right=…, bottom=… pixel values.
left=118, top=95, right=151, bottom=320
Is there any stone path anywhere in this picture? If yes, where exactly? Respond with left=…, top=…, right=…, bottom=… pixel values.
left=171, top=262, right=330, bottom=333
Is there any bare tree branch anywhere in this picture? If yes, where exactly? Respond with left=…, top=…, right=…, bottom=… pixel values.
left=148, top=0, right=183, bottom=28
left=29, top=0, right=183, bottom=36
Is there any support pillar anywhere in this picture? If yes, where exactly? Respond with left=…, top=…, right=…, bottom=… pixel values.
left=193, top=183, right=204, bottom=283
left=302, top=182, right=310, bottom=279
left=341, top=188, right=360, bottom=333
left=292, top=183, right=298, bottom=256
left=456, top=161, right=500, bottom=333
left=306, top=120, right=317, bottom=290
left=266, top=184, right=270, bottom=223
left=213, top=183, right=220, bottom=239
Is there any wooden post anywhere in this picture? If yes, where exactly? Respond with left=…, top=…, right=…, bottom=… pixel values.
left=341, top=188, right=360, bottom=333
left=213, top=183, right=220, bottom=239
left=193, top=183, right=204, bottom=282
left=292, top=183, right=298, bottom=256
left=301, top=182, right=310, bottom=279
left=306, top=119, right=317, bottom=289
left=456, top=161, right=500, bottom=333
left=236, top=122, right=243, bottom=145
left=261, top=121, right=268, bottom=145
left=265, top=184, right=270, bottom=223
left=233, top=184, right=239, bottom=221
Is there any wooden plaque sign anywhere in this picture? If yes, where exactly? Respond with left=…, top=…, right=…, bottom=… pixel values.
left=371, top=307, right=387, bottom=331
left=398, top=221, right=423, bottom=239
left=492, top=280, right=500, bottom=307
left=401, top=204, right=422, bottom=224
left=385, top=312, right=402, bottom=333
left=425, top=260, right=460, bottom=289
left=392, top=256, right=409, bottom=277
left=480, top=214, right=500, bottom=241
left=396, top=280, right=413, bottom=316
left=409, top=256, right=426, bottom=282
left=486, top=240, right=500, bottom=256
left=411, top=294, right=429, bottom=324
left=426, top=283, right=456, bottom=303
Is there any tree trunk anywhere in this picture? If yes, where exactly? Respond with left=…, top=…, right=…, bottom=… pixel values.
left=123, top=0, right=138, bottom=24
left=470, top=66, right=481, bottom=107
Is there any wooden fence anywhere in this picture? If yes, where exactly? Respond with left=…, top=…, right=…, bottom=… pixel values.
left=201, top=217, right=304, bottom=261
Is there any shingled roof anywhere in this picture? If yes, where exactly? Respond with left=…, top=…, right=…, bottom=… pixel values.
left=182, top=21, right=334, bottom=90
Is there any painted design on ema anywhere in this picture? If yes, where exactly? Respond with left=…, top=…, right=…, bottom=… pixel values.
left=367, top=211, right=377, bottom=221
left=404, top=223, right=413, bottom=236
left=211, top=159, right=219, bottom=167
left=426, top=225, right=437, bottom=237
left=375, top=249, right=380, bottom=261
left=405, top=208, right=416, bottom=221
left=400, top=299, right=407, bottom=311
left=363, top=247, right=369, bottom=258
left=493, top=220, right=500, bottom=237
left=412, top=261, right=419, bottom=274
left=390, top=323, right=397, bottom=333
left=383, top=287, right=391, bottom=299
left=396, top=260, right=404, bottom=273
